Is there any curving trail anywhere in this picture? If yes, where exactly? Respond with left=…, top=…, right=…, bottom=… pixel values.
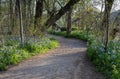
left=0, top=35, right=105, bottom=79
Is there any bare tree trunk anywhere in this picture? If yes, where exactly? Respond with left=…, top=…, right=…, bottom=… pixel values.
left=34, top=0, right=43, bottom=29
left=33, top=0, right=44, bottom=37
left=9, top=0, right=13, bottom=34
left=0, top=0, right=1, bottom=15
left=17, top=0, right=24, bottom=44
left=27, top=0, right=32, bottom=30
left=66, top=9, right=72, bottom=36
left=102, top=0, right=114, bottom=50
left=22, top=0, right=29, bottom=35
left=15, top=0, right=19, bottom=17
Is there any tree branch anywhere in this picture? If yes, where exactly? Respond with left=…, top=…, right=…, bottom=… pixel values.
left=45, top=0, right=80, bottom=28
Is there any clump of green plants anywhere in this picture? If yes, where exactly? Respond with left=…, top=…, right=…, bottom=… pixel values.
left=0, top=47, right=26, bottom=70
left=87, top=40, right=120, bottom=79
left=69, top=31, right=93, bottom=41
left=4, top=36, right=20, bottom=46
left=0, top=37, right=58, bottom=71
left=49, top=30, right=94, bottom=41
left=18, top=37, right=58, bottom=55
left=49, top=30, right=66, bottom=36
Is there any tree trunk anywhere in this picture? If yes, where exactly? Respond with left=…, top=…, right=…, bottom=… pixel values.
left=66, top=9, right=72, bottom=36
left=34, top=0, right=43, bottom=29
left=17, top=0, right=24, bottom=44
left=15, top=0, right=19, bottom=17
left=102, top=0, right=114, bottom=50
left=27, top=0, right=32, bottom=30
left=9, top=0, right=14, bottom=33
left=45, top=0, right=80, bottom=28
left=0, top=0, right=1, bottom=15
left=22, top=0, right=29, bottom=35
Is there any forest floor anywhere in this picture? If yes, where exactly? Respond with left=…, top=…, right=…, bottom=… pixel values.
left=0, top=35, right=105, bottom=79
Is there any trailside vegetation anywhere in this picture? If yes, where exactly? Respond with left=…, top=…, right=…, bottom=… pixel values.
left=0, top=37, right=58, bottom=71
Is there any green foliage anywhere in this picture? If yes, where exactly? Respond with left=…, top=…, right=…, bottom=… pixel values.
left=49, top=30, right=93, bottom=41
left=72, top=27, right=78, bottom=31
left=87, top=40, right=120, bottom=79
left=0, top=37, right=58, bottom=71
left=0, top=47, right=21, bottom=65
left=0, top=63, right=7, bottom=71
left=68, top=31, right=90, bottom=41
left=49, top=30, right=66, bottom=36
left=5, top=37, right=19, bottom=46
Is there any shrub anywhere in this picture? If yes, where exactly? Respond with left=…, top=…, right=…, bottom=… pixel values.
left=0, top=37, right=58, bottom=71
left=0, top=47, right=22, bottom=65
left=72, top=27, right=78, bottom=31
left=49, top=30, right=94, bottom=41
left=87, top=40, right=120, bottom=78
left=0, top=63, right=7, bottom=71
left=49, top=30, right=66, bottom=36
left=5, top=36, right=19, bottom=46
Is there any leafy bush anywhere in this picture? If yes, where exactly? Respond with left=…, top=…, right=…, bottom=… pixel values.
left=49, top=30, right=93, bottom=41
left=0, top=63, right=7, bottom=71
left=87, top=40, right=120, bottom=79
left=69, top=31, right=90, bottom=41
left=0, top=37, right=58, bottom=71
left=0, top=47, right=21, bottom=65
left=17, top=37, right=58, bottom=55
left=5, top=36, right=20, bottom=46
left=49, top=30, right=66, bottom=36
left=72, top=27, right=78, bottom=31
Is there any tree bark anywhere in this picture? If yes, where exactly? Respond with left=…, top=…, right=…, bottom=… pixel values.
left=9, top=0, right=14, bottom=33
left=66, top=9, right=72, bottom=36
left=45, top=0, right=80, bottom=28
left=102, top=0, right=114, bottom=50
left=0, top=0, right=1, bottom=15
left=34, top=0, right=44, bottom=29
left=17, top=0, right=24, bottom=44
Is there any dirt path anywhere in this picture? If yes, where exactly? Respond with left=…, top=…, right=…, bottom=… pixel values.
left=0, top=35, right=105, bottom=79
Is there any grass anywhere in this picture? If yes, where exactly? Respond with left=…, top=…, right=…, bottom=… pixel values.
left=0, top=37, right=59, bottom=71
